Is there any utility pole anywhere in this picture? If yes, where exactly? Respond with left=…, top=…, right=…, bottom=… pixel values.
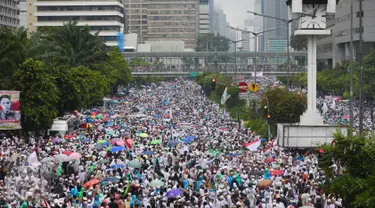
left=358, top=0, right=364, bottom=136
left=228, top=26, right=280, bottom=83
left=349, top=0, right=354, bottom=134
left=247, top=11, right=299, bottom=91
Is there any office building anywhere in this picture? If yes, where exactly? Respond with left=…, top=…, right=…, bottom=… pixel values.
left=0, top=0, right=19, bottom=27
left=213, top=8, right=227, bottom=36
left=317, top=0, right=375, bottom=68
left=124, top=0, right=148, bottom=43
left=263, top=0, right=288, bottom=51
left=146, top=0, right=199, bottom=49
left=199, top=0, right=213, bottom=34
left=18, top=0, right=27, bottom=28
left=29, top=0, right=125, bottom=47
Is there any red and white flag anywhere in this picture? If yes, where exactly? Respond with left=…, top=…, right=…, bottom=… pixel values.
left=42, top=197, right=51, bottom=208
left=244, top=139, right=261, bottom=151
left=263, top=140, right=275, bottom=153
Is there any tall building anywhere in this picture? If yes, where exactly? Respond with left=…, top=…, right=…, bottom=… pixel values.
left=0, top=0, right=19, bottom=27
left=198, top=0, right=213, bottom=34
left=317, top=0, right=375, bottom=68
left=146, top=0, right=199, bottom=49
left=29, top=0, right=125, bottom=47
left=124, top=0, right=148, bottom=43
left=213, top=8, right=227, bottom=36
left=263, top=0, right=288, bottom=51
left=18, top=0, right=27, bottom=28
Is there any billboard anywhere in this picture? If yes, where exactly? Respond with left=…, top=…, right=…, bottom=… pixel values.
left=0, top=91, right=21, bottom=130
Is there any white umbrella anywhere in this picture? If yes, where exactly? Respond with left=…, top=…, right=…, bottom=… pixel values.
left=54, top=154, right=70, bottom=162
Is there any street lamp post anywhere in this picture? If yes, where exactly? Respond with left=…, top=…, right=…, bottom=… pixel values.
left=247, top=11, right=299, bottom=90
left=349, top=0, right=354, bottom=133
left=229, top=37, right=257, bottom=80
left=358, top=0, right=364, bottom=136
left=228, top=26, right=280, bottom=83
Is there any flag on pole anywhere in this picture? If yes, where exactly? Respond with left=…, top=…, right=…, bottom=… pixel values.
left=221, top=87, right=231, bottom=105
left=244, top=139, right=261, bottom=151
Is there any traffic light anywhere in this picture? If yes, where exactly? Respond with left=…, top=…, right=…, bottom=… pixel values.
left=211, top=78, right=217, bottom=90
left=266, top=114, right=271, bottom=120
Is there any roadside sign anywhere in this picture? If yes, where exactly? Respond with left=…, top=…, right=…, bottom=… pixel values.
left=248, top=83, right=259, bottom=92
left=238, top=82, right=248, bottom=93
left=239, top=92, right=249, bottom=100
left=189, top=72, right=201, bottom=77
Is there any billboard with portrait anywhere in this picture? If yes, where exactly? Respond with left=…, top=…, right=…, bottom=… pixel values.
left=0, top=91, right=21, bottom=130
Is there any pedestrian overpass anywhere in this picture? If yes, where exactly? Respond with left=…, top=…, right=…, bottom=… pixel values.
left=131, top=71, right=302, bottom=78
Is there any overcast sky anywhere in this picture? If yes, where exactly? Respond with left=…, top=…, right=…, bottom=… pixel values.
left=215, top=0, right=255, bottom=27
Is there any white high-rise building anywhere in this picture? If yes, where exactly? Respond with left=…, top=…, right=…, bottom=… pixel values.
left=30, top=0, right=125, bottom=47
left=0, top=0, right=19, bottom=27
left=199, top=0, right=213, bottom=34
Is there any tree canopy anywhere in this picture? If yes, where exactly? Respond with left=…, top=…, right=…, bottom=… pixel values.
left=0, top=22, right=132, bottom=131
left=290, top=34, right=307, bottom=51
left=195, top=33, right=231, bottom=52
left=320, top=133, right=375, bottom=208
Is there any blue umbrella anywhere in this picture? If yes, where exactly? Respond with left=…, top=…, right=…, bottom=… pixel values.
left=143, top=150, right=154, bottom=155
left=81, top=139, right=91, bottom=143
left=94, top=144, right=106, bottom=149
left=165, top=188, right=183, bottom=198
left=110, top=146, right=126, bottom=153
left=227, top=153, right=242, bottom=157
left=168, top=140, right=180, bottom=147
left=106, top=122, right=114, bottom=127
left=111, top=164, right=125, bottom=169
left=181, top=138, right=193, bottom=144
left=185, top=135, right=197, bottom=140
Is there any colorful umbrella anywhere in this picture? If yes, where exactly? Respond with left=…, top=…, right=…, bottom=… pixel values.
left=84, top=179, right=100, bottom=189
left=111, top=164, right=125, bottom=169
left=62, top=150, right=73, bottom=156
left=168, top=140, right=180, bottom=147
left=165, top=188, right=183, bottom=198
left=69, top=153, right=82, bottom=160
left=150, top=139, right=161, bottom=145
left=139, top=133, right=149, bottom=138
left=257, top=180, right=273, bottom=189
left=116, top=140, right=125, bottom=146
left=149, top=179, right=164, bottom=187
left=80, top=123, right=93, bottom=129
left=52, top=138, right=61, bottom=143
left=127, top=159, right=141, bottom=168
left=110, top=146, right=126, bottom=153
left=54, top=154, right=70, bottom=162
left=64, top=134, right=73, bottom=139
left=143, top=150, right=154, bottom=155
left=270, top=170, right=283, bottom=176
left=264, top=158, right=276, bottom=163
left=97, top=140, right=109, bottom=145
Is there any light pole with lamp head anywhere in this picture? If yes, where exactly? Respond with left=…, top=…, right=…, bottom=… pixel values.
left=228, top=36, right=258, bottom=79
left=228, top=26, right=280, bottom=83
left=247, top=11, right=300, bottom=90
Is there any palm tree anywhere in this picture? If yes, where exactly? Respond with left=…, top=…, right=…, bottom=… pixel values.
left=54, top=21, right=108, bottom=67
left=0, top=27, right=29, bottom=89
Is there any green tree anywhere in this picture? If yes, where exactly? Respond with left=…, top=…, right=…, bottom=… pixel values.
left=320, top=133, right=375, bottom=208
left=54, top=21, right=108, bottom=67
left=56, top=66, right=109, bottom=114
left=0, top=27, right=29, bottom=89
left=262, top=88, right=306, bottom=124
left=195, top=33, right=230, bottom=52
left=290, top=34, right=307, bottom=51
left=13, top=59, right=60, bottom=131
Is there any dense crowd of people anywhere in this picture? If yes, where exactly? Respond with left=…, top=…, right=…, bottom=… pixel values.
left=0, top=79, right=344, bottom=208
